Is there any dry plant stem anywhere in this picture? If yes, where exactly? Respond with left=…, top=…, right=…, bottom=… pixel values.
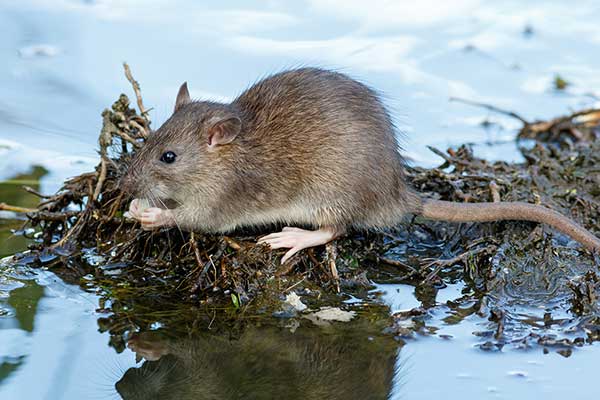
left=32, top=211, right=79, bottom=221
left=285, top=278, right=307, bottom=293
left=53, top=212, right=86, bottom=248
left=427, top=146, right=470, bottom=167
left=223, top=236, right=241, bottom=251
left=129, top=120, right=148, bottom=140
left=123, top=62, right=149, bottom=123
left=114, top=130, right=142, bottom=147
left=422, top=245, right=497, bottom=283
left=531, top=108, right=600, bottom=133
left=378, top=256, right=417, bottom=272
left=0, top=203, right=37, bottom=213
left=307, top=248, right=326, bottom=275
left=93, top=156, right=108, bottom=202
left=489, top=181, right=500, bottom=202
left=107, top=192, right=124, bottom=219
left=22, top=186, right=49, bottom=198
left=449, top=96, right=530, bottom=125
left=326, top=242, right=340, bottom=293
left=276, top=256, right=302, bottom=276
left=190, top=233, right=203, bottom=269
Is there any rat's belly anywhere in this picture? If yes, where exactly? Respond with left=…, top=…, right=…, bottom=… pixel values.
left=215, top=201, right=340, bottom=232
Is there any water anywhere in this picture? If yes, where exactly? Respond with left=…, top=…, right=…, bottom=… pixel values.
left=1, top=1, right=600, bottom=398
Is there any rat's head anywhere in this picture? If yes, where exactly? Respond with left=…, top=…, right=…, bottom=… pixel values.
left=120, top=82, right=243, bottom=209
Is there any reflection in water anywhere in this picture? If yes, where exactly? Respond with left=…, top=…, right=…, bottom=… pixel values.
left=6, top=280, right=44, bottom=333
left=0, top=271, right=45, bottom=385
left=0, top=166, right=47, bottom=257
left=118, top=324, right=399, bottom=400
left=0, top=166, right=47, bottom=385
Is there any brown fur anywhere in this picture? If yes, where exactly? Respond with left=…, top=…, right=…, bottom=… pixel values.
left=121, top=68, right=420, bottom=234
left=121, top=67, right=600, bottom=252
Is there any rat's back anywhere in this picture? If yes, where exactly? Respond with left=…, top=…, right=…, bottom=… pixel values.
left=231, top=68, right=420, bottom=229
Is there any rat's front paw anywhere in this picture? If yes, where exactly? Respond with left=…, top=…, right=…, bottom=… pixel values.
left=140, top=207, right=176, bottom=230
left=125, top=198, right=149, bottom=220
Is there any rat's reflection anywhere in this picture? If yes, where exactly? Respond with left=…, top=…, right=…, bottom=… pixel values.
left=116, top=322, right=399, bottom=400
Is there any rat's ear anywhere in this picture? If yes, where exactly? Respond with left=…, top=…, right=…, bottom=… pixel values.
left=207, top=116, right=241, bottom=149
left=174, top=82, right=191, bottom=113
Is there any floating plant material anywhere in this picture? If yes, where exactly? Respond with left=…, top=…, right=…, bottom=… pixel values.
left=553, top=74, right=570, bottom=91
left=451, top=96, right=600, bottom=143
left=3, top=65, right=600, bottom=354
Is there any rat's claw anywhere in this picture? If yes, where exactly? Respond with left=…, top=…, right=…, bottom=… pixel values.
left=281, top=247, right=302, bottom=264
left=140, top=207, right=175, bottom=230
left=258, top=226, right=341, bottom=264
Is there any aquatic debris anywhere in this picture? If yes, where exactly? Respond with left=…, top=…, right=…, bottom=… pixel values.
left=553, top=74, right=570, bottom=91
left=304, top=306, right=356, bottom=326
left=451, top=96, right=600, bottom=143
left=284, top=292, right=307, bottom=312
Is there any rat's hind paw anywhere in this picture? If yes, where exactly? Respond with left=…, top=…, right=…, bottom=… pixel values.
left=258, top=226, right=339, bottom=264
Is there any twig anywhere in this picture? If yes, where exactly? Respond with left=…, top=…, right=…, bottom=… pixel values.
left=489, top=181, right=501, bottom=202
left=326, top=242, right=340, bottom=293
left=307, top=248, right=327, bottom=275
left=129, top=119, right=149, bottom=140
left=525, top=108, right=600, bottom=138
left=0, top=203, right=37, bottom=213
left=107, top=192, right=125, bottom=219
left=93, top=156, right=108, bottom=202
left=30, top=210, right=80, bottom=221
left=284, top=278, right=306, bottom=293
left=223, top=236, right=241, bottom=251
left=190, top=233, right=203, bottom=269
left=113, top=130, right=142, bottom=147
left=378, top=256, right=417, bottom=272
left=123, top=63, right=149, bottom=123
left=450, top=97, right=529, bottom=125
left=426, top=146, right=470, bottom=167
left=22, top=186, right=50, bottom=198
left=53, top=211, right=87, bottom=248
left=422, top=245, right=497, bottom=283
left=275, top=256, right=302, bottom=276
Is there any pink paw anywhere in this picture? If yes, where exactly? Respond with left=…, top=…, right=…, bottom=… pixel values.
left=140, top=207, right=175, bottom=230
left=258, top=227, right=337, bottom=264
left=127, top=198, right=146, bottom=220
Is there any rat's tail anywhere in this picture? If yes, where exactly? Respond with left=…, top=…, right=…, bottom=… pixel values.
left=419, top=199, right=600, bottom=252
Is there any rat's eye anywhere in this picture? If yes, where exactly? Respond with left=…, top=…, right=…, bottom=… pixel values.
left=160, top=151, right=177, bottom=164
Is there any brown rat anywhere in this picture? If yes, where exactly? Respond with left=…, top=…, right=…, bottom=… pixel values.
left=121, top=67, right=600, bottom=262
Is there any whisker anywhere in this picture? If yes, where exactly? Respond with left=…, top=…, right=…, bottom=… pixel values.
left=156, top=195, right=186, bottom=245
left=152, top=194, right=173, bottom=255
